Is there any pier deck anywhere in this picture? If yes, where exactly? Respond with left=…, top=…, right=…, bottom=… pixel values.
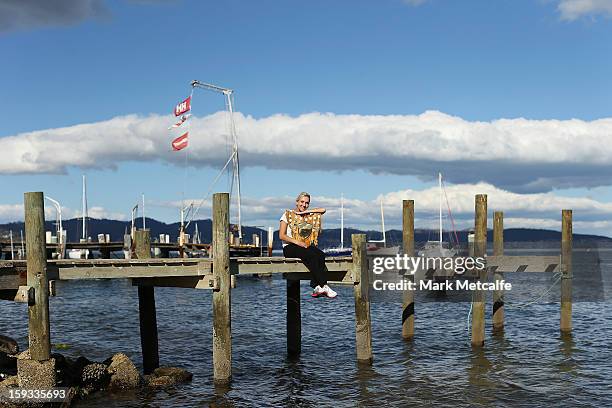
left=1, top=191, right=574, bottom=387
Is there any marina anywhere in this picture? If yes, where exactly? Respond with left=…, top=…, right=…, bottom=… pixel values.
left=0, top=190, right=589, bottom=406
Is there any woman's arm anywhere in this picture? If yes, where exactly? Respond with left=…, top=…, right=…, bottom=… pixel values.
left=279, top=220, right=308, bottom=248
left=295, top=207, right=326, bottom=215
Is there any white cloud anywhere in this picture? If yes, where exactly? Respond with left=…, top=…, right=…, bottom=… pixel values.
left=0, top=203, right=127, bottom=224
left=557, top=0, right=612, bottom=20
left=0, top=204, right=23, bottom=222
left=2, top=110, right=612, bottom=192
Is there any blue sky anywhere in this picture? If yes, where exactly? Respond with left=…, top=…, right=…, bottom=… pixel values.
left=1, top=0, right=611, bottom=235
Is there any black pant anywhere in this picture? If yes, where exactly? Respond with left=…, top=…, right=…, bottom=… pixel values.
left=283, top=244, right=328, bottom=288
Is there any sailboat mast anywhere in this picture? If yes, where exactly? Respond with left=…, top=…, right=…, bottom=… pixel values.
left=439, top=172, right=442, bottom=246
left=340, top=193, right=344, bottom=249
left=82, top=175, right=87, bottom=240
left=142, top=194, right=146, bottom=230
left=381, top=200, right=386, bottom=247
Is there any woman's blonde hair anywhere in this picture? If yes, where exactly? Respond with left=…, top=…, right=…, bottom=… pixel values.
left=295, top=192, right=311, bottom=202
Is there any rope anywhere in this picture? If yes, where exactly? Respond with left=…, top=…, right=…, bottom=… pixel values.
left=466, top=298, right=473, bottom=335
left=504, top=272, right=563, bottom=309
left=185, top=150, right=237, bottom=229
left=183, top=85, right=238, bottom=229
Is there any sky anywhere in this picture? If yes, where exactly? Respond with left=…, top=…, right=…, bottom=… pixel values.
left=1, top=0, right=612, bottom=237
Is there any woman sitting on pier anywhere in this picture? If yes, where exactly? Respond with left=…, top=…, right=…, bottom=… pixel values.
left=280, top=192, right=337, bottom=298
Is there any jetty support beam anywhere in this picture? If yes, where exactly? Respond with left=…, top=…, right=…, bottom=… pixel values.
left=135, top=229, right=159, bottom=374
left=492, top=211, right=504, bottom=332
left=21, top=192, right=55, bottom=388
left=212, top=193, right=232, bottom=384
left=560, top=210, right=572, bottom=333
left=471, top=194, right=487, bottom=347
left=287, top=279, right=301, bottom=355
left=402, top=200, right=415, bottom=340
left=353, top=234, right=373, bottom=364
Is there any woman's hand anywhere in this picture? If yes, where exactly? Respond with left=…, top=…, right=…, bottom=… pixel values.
left=296, top=241, right=308, bottom=248
left=295, top=207, right=326, bottom=215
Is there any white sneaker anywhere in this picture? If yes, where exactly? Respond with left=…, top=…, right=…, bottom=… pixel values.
left=311, top=285, right=325, bottom=298
left=322, top=285, right=337, bottom=298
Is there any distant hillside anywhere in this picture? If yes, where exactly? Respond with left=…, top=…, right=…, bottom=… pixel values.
left=1, top=218, right=611, bottom=249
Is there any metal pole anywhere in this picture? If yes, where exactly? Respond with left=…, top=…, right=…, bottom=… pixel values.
left=9, top=230, right=14, bottom=260
left=142, top=193, right=146, bottom=230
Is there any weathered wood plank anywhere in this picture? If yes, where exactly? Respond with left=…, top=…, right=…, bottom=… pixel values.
left=486, top=256, right=561, bottom=273
left=471, top=194, right=487, bottom=347
left=132, top=275, right=216, bottom=289
left=561, top=210, right=572, bottom=333
left=402, top=200, right=415, bottom=340
left=24, top=192, right=51, bottom=361
left=283, top=270, right=351, bottom=284
left=353, top=234, right=373, bottom=364
left=492, top=211, right=504, bottom=333
left=236, top=260, right=352, bottom=275
left=212, top=193, right=231, bottom=384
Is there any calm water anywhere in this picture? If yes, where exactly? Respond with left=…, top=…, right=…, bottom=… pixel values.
left=1, top=247, right=612, bottom=407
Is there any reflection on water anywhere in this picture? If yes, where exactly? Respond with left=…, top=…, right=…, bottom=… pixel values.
left=0, top=247, right=611, bottom=407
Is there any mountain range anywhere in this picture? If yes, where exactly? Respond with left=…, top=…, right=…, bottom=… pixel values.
left=1, top=218, right=610, bottom=249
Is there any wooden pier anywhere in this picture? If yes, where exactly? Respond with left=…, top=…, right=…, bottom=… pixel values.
left=0, top=191, right=574, bottom=388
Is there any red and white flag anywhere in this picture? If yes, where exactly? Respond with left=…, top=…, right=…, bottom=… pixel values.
left=172, top=132, right=189, bottom=151
left=167, top=114, right=191, bottom=129
left=174, top=96, right=191, bottom=117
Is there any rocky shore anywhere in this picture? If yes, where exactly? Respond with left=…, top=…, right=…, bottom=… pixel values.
left=0, top=335, right=192, bottom=407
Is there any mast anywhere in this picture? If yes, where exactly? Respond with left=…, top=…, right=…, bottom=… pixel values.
left=190, top=80, right=242, bottom=242
left=142, top=193, right=146, bottom=230
left=380, top=200, right=386, bottom=247
left=20, top=230, right=24, bottom=260
left=82, top=175, right=87, bottom=241
left=226, top=92, right=242, bottom=242
left=340, top=193, right=344, bottom=249
left=131, top=204, right=138, bottom=238
left=9, top=230, right=13, bottom=260
left=439, top=172, right=443, bottom=246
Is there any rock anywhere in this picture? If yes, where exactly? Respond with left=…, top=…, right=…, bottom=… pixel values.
left=17, top=358, right=56, bottom=388
left=15, top=350, right=30, bottom=360
left=81, top=363, right=110, bottom=389
left=0, top=375, right=18, bottom=388
left=0, top=335, right=19, bottom=355
left=106, top=353, right=141, bottom=390
left=145, top=367, right=193, bottom=388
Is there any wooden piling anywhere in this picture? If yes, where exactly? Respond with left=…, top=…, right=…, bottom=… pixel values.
left=134, top=229, right=159, bottom=375
left=353, top=234, right=373, bottom=364
left=212, top=193, right=232, bottom=384
left=402, top=200, right=415, bottom=340
left=286, top=279, right=301, bottom=355
left=471, top=194, right=487, bottom=347
left=560, top=210, right=572, bottom=333
left=101, top=246, right=111, bottom=259
left=24, top=192, right=51, bottom=361
left=492, top=211, right=504, bottom=332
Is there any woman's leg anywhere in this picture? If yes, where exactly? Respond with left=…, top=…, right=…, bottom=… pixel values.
left=310, top=245, right=329, bottom=281
left=283, top=244, right=327, bottom=288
